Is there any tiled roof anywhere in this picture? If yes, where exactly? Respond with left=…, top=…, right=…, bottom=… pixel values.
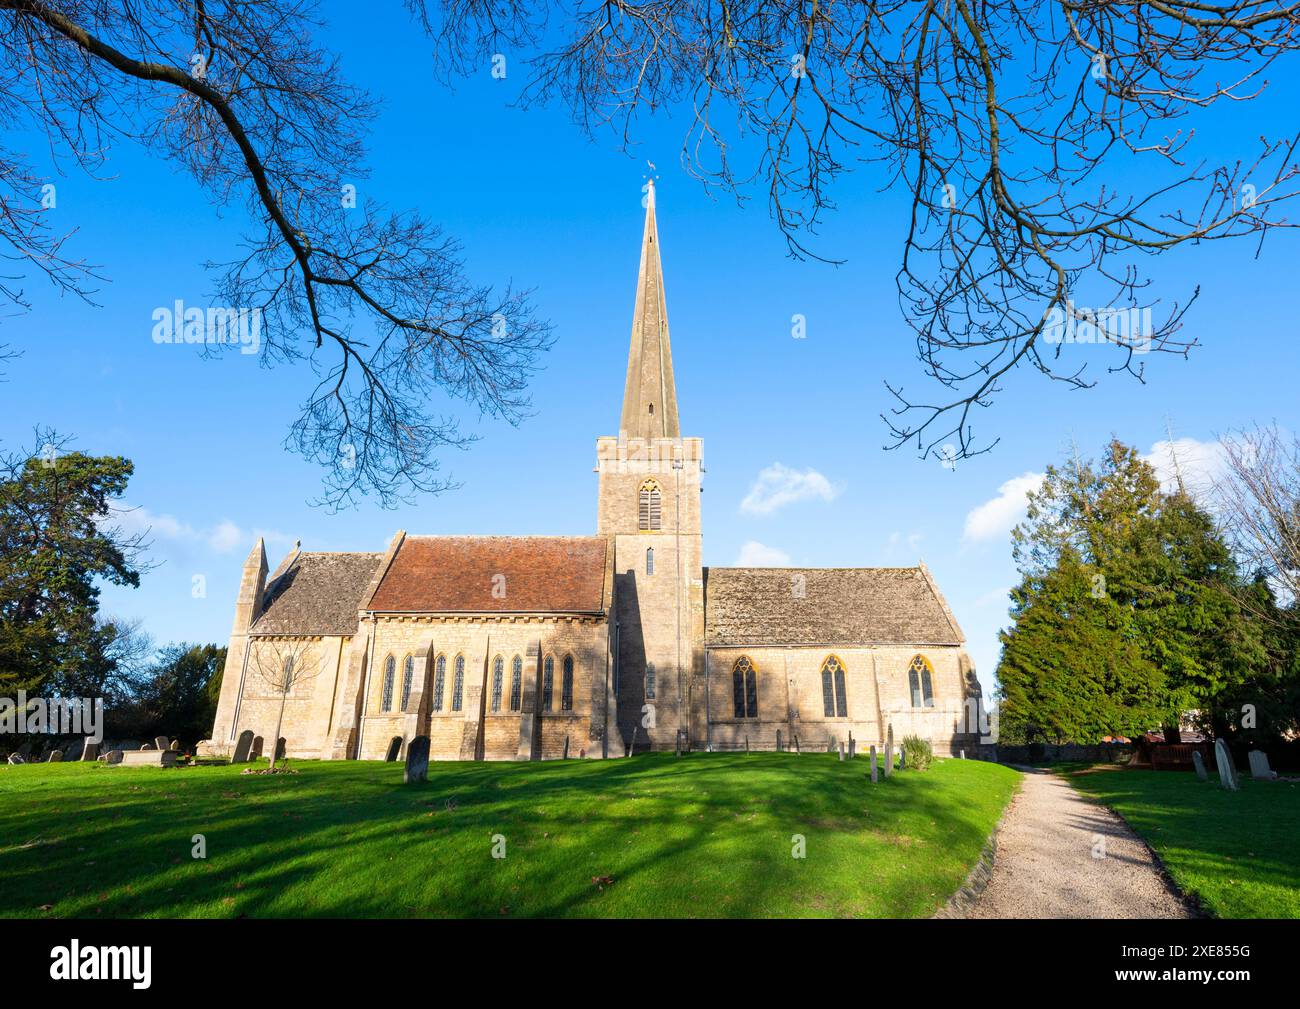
left=367, top=536, right=609, bottom=614
left=703, top=566, right=964, bottom=647
left=253, top=552, right=382, bottom=636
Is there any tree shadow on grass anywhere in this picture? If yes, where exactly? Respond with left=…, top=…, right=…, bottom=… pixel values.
left=0, top=755, right=1018, bottom=918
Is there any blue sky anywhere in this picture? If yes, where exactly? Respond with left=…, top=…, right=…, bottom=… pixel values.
left=4, top=5, right=1299, bottom=699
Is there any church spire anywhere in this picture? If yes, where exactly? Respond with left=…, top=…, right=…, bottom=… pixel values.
left=620, top=178, right=680, bottom=440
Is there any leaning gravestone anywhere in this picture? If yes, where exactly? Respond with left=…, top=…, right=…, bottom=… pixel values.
left=232, top=730, right=254, bottom=764
left=100, top=749, right=124, bottom=765
left=169, top=739, right=180, bottom=752
left=1192, top=750, right=1208, bottom=781
left=154, top=735, right=170, bottom=752
left=6, top=753, right=23, bottom=765
left=1214, top=738, right=1238, bottom=791
left=81, top=739, right=100, bottom=762
left=17, top=741, right=32, bottom=758
left=1248, top=749, right=1278, bottom=781
left=870, top=745, right=878, bottom=783
left=48, top=750, right=63, bottom=762
left=384, top=736, right=402, bottom=762
left=404, top=735, right=430, bottom=785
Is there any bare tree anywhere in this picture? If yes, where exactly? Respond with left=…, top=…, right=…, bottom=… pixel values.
left=426, top=0, right=1300, bottom=460
left=1217, top=424, right=1300, bottom=609
left=1, top=0, right=551, bottom=507
left=249, top=637, right=319, bottom=769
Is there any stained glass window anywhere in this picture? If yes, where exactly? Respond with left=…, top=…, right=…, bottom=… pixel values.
left=432, top=654, right=445, bottom=711
left=381, top=655, right=395, bottom=712
left=510, top=655, right=523, bottom=711
left=491, top=656, right=504, bottom=712
left=452, top=655, right=465, bottom=712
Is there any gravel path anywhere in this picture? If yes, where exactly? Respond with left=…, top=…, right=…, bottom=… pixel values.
left=965, top=768, right=1192, bottom=919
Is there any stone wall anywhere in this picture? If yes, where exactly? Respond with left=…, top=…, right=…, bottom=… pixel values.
left=701, top=644, right=979, bottom=755
left=355, top=613, right=614, bottom=760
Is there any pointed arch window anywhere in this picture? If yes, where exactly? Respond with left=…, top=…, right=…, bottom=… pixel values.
left=638, top=479, right=662, bottom=531
left=381, top=655, right=395, bottom=712
left=561, top=655, right=575, bottom=711
left=510, top=655, right=523, bottom=712
left=451, top=654, right=465, bottom=712
left=909, top=654, right=935, bottom=708
left=542, top=656, right=554, bottom=712
left=821, top=655, right=848, bottom=718
left=491, top=655, right=504, bottom=713
left=646, top=547, right=655, bottom=575
left=732, top=656, right=758, bottom=719
left=432, top=654, right=446, bottom=712
left=400, top=654, right=414, bottom=712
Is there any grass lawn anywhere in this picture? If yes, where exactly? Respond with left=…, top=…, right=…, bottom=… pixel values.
left=0, top=753, right=1018, bottom=918
left=1064, top=767, right=1300, bottom=918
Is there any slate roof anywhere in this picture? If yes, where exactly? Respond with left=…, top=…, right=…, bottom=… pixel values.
left=703, top=566, right=964, bottom=647
left=367, top=536, right=609, bottom=614
left=252, top=552, right=382, bottom=636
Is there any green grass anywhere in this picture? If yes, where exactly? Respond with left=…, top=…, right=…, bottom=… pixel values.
left=0, top=753, right=1018, bottom=918
left=1064, top=767, right=1300, bottom=918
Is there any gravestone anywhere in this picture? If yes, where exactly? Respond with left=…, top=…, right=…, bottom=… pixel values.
left=384, top=736, right=402, bottom=762
left=626, top=725, right=638, bottom=757
left=275, top=738, right=286, bottom=760
left=82, top=739, right=100, bottom=762
left=1214, top=738, right=1238, bottom=791
left=251, top=736, right=264, bottom=759
left=794, top=735, right=800, bottom=754
left=232, top=730, right=254, bottom=763
left=170, top=739, right=180, bottom=752
left=870, top=746, right=878, bottom=783
left=404, top=735, right=430, bottom=784
left=884, top=741, right=893, bottom=777
left=154, top=735, right=170, bottom=752
left=564, top=736, right=571, bottom=760
left=101, top=749, right=124, bottom=765
left=775, top=729, right=783, bottom=753
left=744, top=735, right=750, bottom=754
left=6, top=753, right=23, bottom=765
left=141, top=742, right=153, bottom=751
left=838, top=742, right=845, bottom=762
left=960, top=749, right=966, bottom=760
left=899, top=746, right=907, bottom=770
left=1248, top=749, right=1278, bottom=781
left=48, top=749, right=63, bottom=762
left=848, top=737, right=856, bottom=760
left=1192, top=750, right=1208, bottom=781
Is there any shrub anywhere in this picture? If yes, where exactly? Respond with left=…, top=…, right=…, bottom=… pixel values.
left=901, top=735, right=933, bottom=771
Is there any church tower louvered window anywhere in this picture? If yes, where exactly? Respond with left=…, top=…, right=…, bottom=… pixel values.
left=638, top=479, right=662, bottom=531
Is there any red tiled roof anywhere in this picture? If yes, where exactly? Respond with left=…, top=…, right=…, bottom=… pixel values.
left=367, top=536, right=609, bottom=614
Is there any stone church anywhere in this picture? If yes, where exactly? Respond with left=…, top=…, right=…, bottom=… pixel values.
left=206, top=182, right=982, bottom=762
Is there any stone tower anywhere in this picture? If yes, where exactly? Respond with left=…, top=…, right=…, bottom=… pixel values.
left=597, top=180, right=705, bottom=752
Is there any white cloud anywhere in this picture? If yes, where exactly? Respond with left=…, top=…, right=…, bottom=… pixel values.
left=734, top=541, right=792, bottom=566
left=105, top=502, right=289, bottom=556
left=963, top=472, right=1045, bottom=543
left=1142, top=437, right=1228, bottom=497
left=740, top=463, right=840, bottom=515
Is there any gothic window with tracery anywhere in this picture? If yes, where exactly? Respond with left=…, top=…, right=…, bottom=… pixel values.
left=909, top=654, right=935, bottom=708
left=451, top=654, right=465, bottom=712
left=510, top=655, right=523, bottom=712
left=491, top=655, right=504, bottom=713
left=821, top=655, right=848, bottom=717
left=732, top=655, right=758, bottom=718
left=400, top=654, right=414, bottom=711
